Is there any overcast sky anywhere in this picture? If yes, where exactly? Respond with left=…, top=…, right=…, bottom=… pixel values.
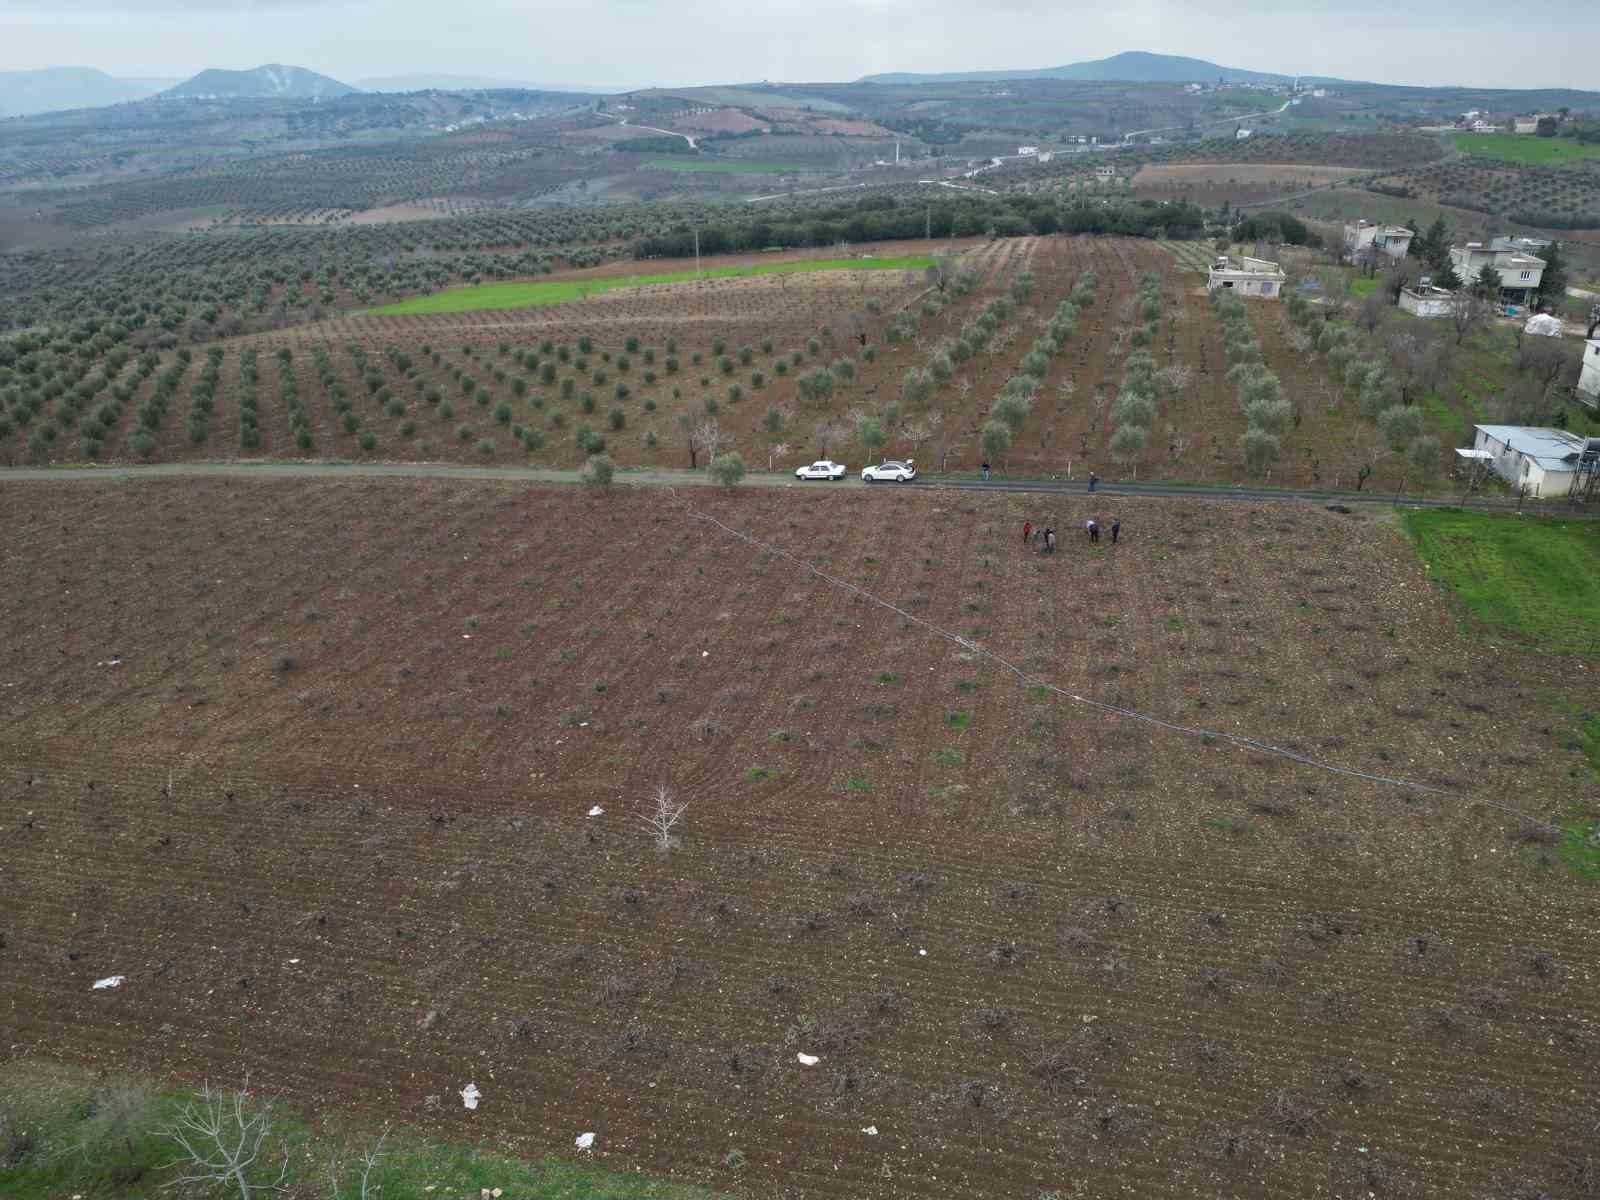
left=3, top=0, right=1596, bottom=91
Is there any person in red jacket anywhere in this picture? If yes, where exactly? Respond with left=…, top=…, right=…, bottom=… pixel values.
left=1022, top=520, right=1032, bottom=546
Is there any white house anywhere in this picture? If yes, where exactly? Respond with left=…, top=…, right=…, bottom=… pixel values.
left=1470, top=119, right=1498, bottom=133
left=1449, top=242, right=1545, bottom=304
left=1207, top=255, right=1287, bottom=298
left=1580, top=338, right=1600, bottom=407
left=1398, top=285, right=1457, bottom=318
left=1094, top=164, right=1117, bottom=180
left=1345, top=219, right=1414, bottom=260
left=1472, top=425, right=1593, bottom=496
left=1236, top=128, right=1252, bottom=140
left=1017, top=145, right=1040, bottom=156
left=1513, top=116, right=1539, bottom=135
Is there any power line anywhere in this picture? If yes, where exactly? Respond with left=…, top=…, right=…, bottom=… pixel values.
left=674, top=496, right=1565, bottom=836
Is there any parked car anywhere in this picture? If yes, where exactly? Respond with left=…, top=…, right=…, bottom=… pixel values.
left=862, top=459, right=917, bottom=483
left=795, top=460, right=848, bottom=481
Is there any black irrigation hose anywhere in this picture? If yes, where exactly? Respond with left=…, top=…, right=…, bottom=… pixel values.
left=676, top=495, right=1568, bottom=837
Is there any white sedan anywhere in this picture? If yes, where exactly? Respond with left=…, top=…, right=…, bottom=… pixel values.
left=795, top=460, right=848, bottom=481
left=862, top=459, right=917, bottom=483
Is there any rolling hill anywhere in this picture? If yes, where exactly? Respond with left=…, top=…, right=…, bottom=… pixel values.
left=860, top=50, right=1300, bottom=86
left=0, top=67, right=176, bottom=117
left=161, top=64, right=357, bottom=100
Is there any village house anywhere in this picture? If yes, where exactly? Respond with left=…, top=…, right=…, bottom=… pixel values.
left=1580, top=338, right=1600, bottom=407
left=1470, top=119, right=1497, bottom=133
left=1235, top=128, right=1252, bottom=140
left=1513, top=115, right=1539, bottom=134
left=1345, top=219, right=1414, bottom=261
left=1398, top=284, right=1457, bottom=318
left=1207, top=255, right=1286, bottom=298
left=1449, top=240, right=1546, bottom=304
left=1094, top=164, right=1117, bottom=180
left=1472, top=425, right=1596, bottom=496
left=1017, top=145, right=1039, bottom=156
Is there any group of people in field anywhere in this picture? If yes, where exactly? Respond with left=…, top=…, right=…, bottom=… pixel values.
left=1022, top=516, right=1119, bottom=553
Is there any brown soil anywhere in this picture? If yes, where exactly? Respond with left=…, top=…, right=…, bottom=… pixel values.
left=1, top=478, right=1596, bottom=1200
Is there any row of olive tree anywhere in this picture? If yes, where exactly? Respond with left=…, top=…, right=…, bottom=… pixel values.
left=1108, top=273, right=1166, bottom=473
left=1213, top=289, right=1290, bottom=477
left=981, top=270, right=1099, bottom=469
left=1284, top=288, right=1441, bottom=487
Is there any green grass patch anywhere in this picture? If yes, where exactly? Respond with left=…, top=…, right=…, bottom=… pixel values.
left=0, top=1058, right=719, bottom=1200
left=371, top=256, right=936, bottom=316
left=1452, top=132, right=1600, bottom=165
left=1558, top=819, right=1600, bottom=880
left=746, top=765, right=782, bottom=782
left=946, top=709, right=971, bottom=730
left=1401, top=509, right=1600, bottom=656
left=644, top=158, right=809, bottom=174
left=933, top=746, right=965, bottom=765
left=873, top=671, right=900, bottom=685
left=1350, top=277, right=1379, bottom=296
left=843, top=776, right=871, bottom=792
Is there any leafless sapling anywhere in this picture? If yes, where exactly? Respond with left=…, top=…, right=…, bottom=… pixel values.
left=637, top=784, right=688, bottom=852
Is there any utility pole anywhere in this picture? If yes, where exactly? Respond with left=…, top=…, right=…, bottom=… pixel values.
left=694, top=227, right=701, bottom=278
left=926, top=206, right=931, bottom=244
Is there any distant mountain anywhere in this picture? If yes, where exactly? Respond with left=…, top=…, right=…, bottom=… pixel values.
left=860, top=51, right=1300, bottom=87
left=161, top=64, right=357, bottom=100
left=0, top=67, right=176, bottom=117
left=357, top=73, right=617, bottom=94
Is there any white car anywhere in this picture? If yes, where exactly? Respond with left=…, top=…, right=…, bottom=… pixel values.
left=862, top=459, right=917, bottom=483
left=795, top=460, right=848, bottom=481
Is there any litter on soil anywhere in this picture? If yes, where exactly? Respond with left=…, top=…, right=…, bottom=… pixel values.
left=587, top=806, right=604, bottom=817
left=91, top=975, right=125, bottom=989
left=461, top=1083, right=482, bottom=1110
left=797, top=1053, right=820, bottom=1066
left=575, top=1132, right=596, bottom=1151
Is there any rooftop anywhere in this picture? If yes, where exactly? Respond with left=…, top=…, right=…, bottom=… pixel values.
left=1475, top=425, right=1590, bottom=470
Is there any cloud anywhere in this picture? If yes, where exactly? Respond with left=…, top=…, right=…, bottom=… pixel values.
left=1, top=0, right=1596, bottom=88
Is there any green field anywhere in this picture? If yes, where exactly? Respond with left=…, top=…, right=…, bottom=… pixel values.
left=369, top=255, right=937, bottom=315
left=1451, top=132, right=1600, bottom=165
left=644, top=158, right=809, bottom=174
left=1402, top=508, right=1600, bottom=656
left=0, top=1058, right=720, bottom=1200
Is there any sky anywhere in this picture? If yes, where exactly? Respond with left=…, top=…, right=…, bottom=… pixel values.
left=2, top=0, right=1597, bottom=91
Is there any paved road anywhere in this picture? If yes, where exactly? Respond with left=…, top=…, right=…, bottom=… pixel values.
left=0, top=460, right=1577, bottom=514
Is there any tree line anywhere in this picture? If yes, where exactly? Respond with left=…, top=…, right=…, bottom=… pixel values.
left=630, top=194, right=1209, bottom=258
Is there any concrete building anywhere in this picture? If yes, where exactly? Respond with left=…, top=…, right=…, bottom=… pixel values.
left=1449, top=242, right=1546, bottom=304
left=1514, top=116, right=1539, bottom=134
left=1580, top=338, right=1600, bottom=407
left=1207, top=255, right=1287, bottom=298
left=1472, top=425, right=1593, bottom=496
left=1345, top=219, right=1414, bottom=261
left=1398, top=285, right=1457, bottom=318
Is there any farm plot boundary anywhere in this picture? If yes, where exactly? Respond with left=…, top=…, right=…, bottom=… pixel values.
left=368, top=255, right=937, bottom=315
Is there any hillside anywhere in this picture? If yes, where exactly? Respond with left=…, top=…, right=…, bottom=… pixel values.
left=861, top=50, right=1297, bottom=86
left=357, top=73, right=610, bottom=93
left=0, top=67, right=174, bottom=117
left=161, top=64, right=357, bottom=100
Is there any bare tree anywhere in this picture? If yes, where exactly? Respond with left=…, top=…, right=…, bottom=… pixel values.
left=163, top=1082, right=289, bottom=1200
left=813, top=420, right=847, bottom=457
left=1449, top=295, right=1487, bottom=346
left=691, top=419, right=723, bottom=465
left=1356, top=291, right=1389, bottom=336
left=637, top=784, right=688, bottom=852
left=1518, top=337, right=1575, bottom=394
left=326, top=1126, right=390, bottom=1200
left=1156, top=363, right=1194, bottom=400
left=767, top=440, right=791, bottom=472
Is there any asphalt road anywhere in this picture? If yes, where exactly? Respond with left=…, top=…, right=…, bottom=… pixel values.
left=0, top=460, right=1577, bottom=514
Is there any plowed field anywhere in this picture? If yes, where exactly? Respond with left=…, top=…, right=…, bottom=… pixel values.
left=2, top=478, right=1596, bottom=1198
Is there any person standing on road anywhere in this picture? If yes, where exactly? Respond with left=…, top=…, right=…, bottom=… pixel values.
left=1046, top=528, right=1056, bottom=554
left=1088, top=472, right=1099, bottom=493
left=1111, top=518, right=1121, bottom=545
left=1087, top=518, right=1099, bottom=544
left=981, top=460, right=991, bottom=481
left=1022, top=520, right=1032, bottom=547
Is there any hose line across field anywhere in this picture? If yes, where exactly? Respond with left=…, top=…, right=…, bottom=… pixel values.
left=676, top=495, right=1564, bottom=835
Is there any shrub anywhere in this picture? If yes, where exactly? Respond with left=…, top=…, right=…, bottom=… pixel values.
left=608, top=407, right=626, bottom=430
left=359, top=431, right=377, bottom=452
left=1240, top=427, right=1280, bottom=475
left=581, top=454, right=615, bottom=488
left=710, top=452, right=746, bottom=489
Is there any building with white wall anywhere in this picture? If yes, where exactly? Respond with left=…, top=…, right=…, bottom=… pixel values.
left=1580, top=338, right=1600, bottom=407
left=1472, top=425, right=1593, bottom=496
left=1345, top=219, right=1414, bottom=260
left=1398, top=285, right=1456, bottom=317
left=1207, top=255, right=1286, bottom=298
left=1449, top=242, right=1546, bottom=304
